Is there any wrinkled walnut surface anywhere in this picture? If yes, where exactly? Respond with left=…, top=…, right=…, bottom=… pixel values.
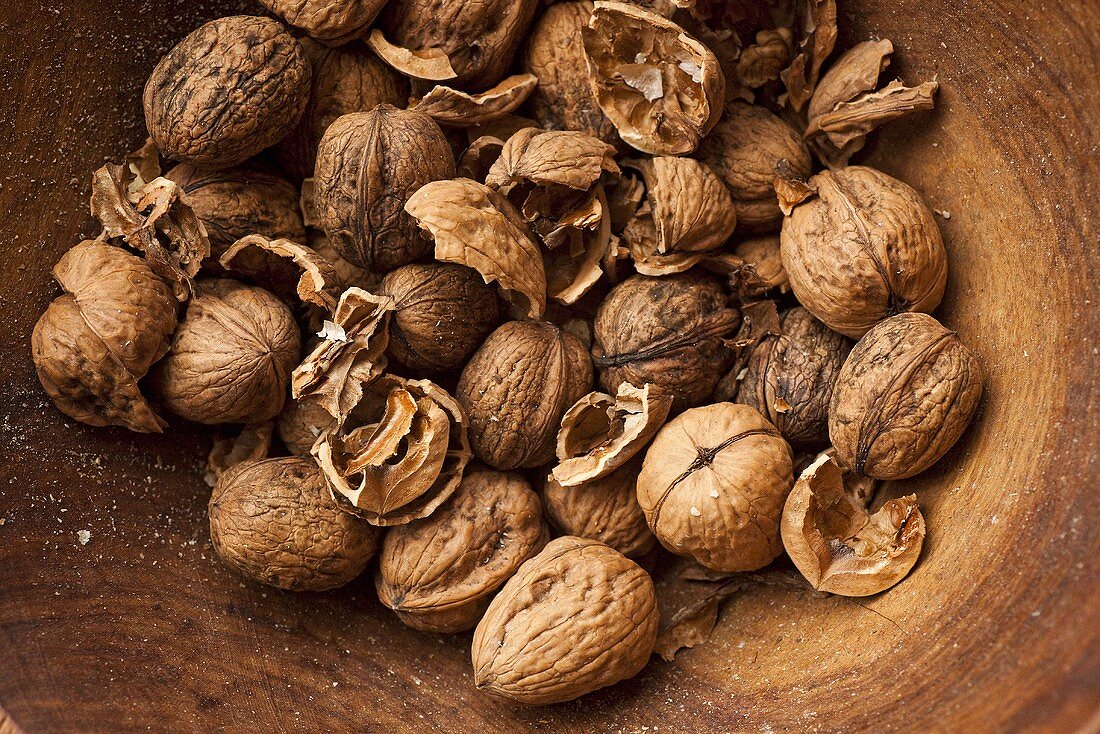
left=257, top=0, right=387, bottom=46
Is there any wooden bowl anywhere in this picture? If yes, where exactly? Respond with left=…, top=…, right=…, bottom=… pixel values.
left=1, top=1, right=1097, bottom=731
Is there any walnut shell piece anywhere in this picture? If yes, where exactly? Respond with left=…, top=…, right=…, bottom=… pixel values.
left=829, top=313, right=983, bottom=480
left=637, top=403, right=794, bottom=572
left=143, top=16, right=311, bottom=169
left=154, top=279, right=300, bottom=425
left=209, top=457, right=379, bottom=591
left=457, top=321, right=593, bottom=470
left=256, top=0, right=387, bottom=46
left=413, top=75, right=539, bottom=128
left=779, top=165, right=948, bottom=338
left=781, top=453, right=925, bottom=596
left=626, top=156, right=737, bottom=254
left=731, top=235, right=789, bottom=297
left=471, top=536, right=659, bottom=705
left=376, top=470, right=549, bottom=632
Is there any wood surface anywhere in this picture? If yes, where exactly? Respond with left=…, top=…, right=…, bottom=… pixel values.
left=1, top=1, right=1098, bottom=732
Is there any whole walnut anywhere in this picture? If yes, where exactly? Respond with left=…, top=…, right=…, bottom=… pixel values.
left=257, top=0, right=387, bottom=46
left=736, top=307, right=851, bottom=446
left=143, top=16, right=311, bottom=169
left=696, top=102, right=812, bottom=233
left=830, top=313, right=983, bottom=480
left=472, top=536, right=659, bottom=705
left=164, top=164, right=305, bottom=258
left=32, top=241, right=177, bottom=432
left=380, top=0, right=540, bottom=91
left=209, top=457, right=379, bottom=591
left=637, top=403, right=793, bottom=572
left=314, top=105, right=455, bottom=272
left=276, top=38, right=409, bottom=182
left=780, top=166, right=948, bottom=338
left=457, top=321, right=593, bottom=470
left=380, top=263, right=501, bottom=373
left=376, top=470, right=549, bottom=633
left=592, top=272, right=740, bottom=412
left=154, top=279, right=300, bottom=424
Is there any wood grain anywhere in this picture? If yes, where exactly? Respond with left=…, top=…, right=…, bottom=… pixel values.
left=0, top=1, right=1097, bottom=732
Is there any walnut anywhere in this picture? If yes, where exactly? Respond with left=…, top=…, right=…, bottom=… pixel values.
left=153, top=279, right=300, bottom=425
left=314, top=105, right=456, bottom=272
left=735, top=307, right=851, bottom=447
left=829, top=313, right=983, bottom=480
left=592, top=272, right=740, bottom=412
left=276, top=38, right=409, bottom=182
left=143, top=16, right=311, bottom=169
left=209, top=457, right=379, bottom=591
left=376, top=470, right=549, bottom=632
left=696, top=102, right=813, bottom=234
left=737, top=28, right=794, bottom=88
left=413, top=75, right=539, bottom=128
left=380, top=0, right=540, bottom=91
left=457, top=321, right=593, bottom=470
left=219, top=235, right=342, bottom=321
left=779, top=165, right=948, bottom=338
left=277, top=396, right=334, bottom=456
left=256, top=0, right=387, bottom=46
left=472, top=536, right=659, bottom=705
left=781, top=453, right=925, bottom=596
left=731, top=235, right=789, bottom=297
left=31, top=241, right=177, bottom=432
left=379, top=263, right=501, bottom=373
left=521, top=1, right=619, bottom=145
left=637, top=402, right=793, bottom=572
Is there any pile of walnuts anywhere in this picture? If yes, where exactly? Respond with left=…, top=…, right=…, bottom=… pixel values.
left=31, top=0, right=982, bottom=706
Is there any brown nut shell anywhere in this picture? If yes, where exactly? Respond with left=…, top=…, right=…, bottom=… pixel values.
left=276, top=396, right=335, bottom=457
left=256, top=0, right=387, bottom=46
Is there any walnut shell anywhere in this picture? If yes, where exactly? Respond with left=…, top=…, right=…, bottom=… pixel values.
left=779, top=166, right=948, bottom=339
left=376, top=470, right=549, bottom=632
left=143, top=16, right=311, bottom=169
left=257, top=0, right=387, bottom=46
left=209, top=457, right=379, bottom=591
left=380, top=263, right=501, bottom=373
left=276, top=396, right=335, bottom=456
left=457, top=321, right=594, bottom=470
left=471, top=536, right=658, bottom=705
left=829, top=313, right=983, bottom=480
left=736, top=307, right=851, bottom=446
left=31, top=241, right=177, bottom=432
left=314, top=105, right=456, bottom=272
left=637, top=402, right=793, bottom=572
left=154, top=279, right=300, bottom=425
left=626, top=156, right=738, bottom=254
left=732, top=235, right=789, bottom=296
left=592, top=272, right=740, bottom=412
left=696, top=102, right=813, bottom=234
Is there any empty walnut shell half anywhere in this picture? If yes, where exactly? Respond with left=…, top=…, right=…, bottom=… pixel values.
left=143, top=16, right=311, bottom=169
left=780, top=165, right=948, bottom=339
left=830, top=313, right=983, bottom=480
left=471, top=536, right=659, bottom=705
left=781, top=453, right=925, bottom=596
left=583, top=2, right=725, bottom=155
left=256, top=0, right=387, bottom=46
left=637, top=403, right=794, bottom=572
left=376, top=470, right=549, bottom=633
left=31, top=241, right=177, bottom=432
left=154, top=279, right=300, bottom=425
left=209, top=457, right=379, bottom=591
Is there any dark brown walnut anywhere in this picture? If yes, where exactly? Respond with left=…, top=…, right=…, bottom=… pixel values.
left=154, top=279, right=300, bottom=425
left=592, top=272, right=740, bottom=412
left=380, top=0, right=540, bottom=91
left=276, top=38, right=409, bottom=182
left=314, top=105, right=455, bottom=272
left=781, top=453, right=925, bottom=596
left=31, top=241, right=177, bottom=433
left=472, top=536, right=659, bottom=705
left=522, top=1, right=619, bottom=145
left=696, top=102, right=813, bottom=234
left=257, top=0, right=387, bottom=46
left=209, top=457, right=379, bottom=591
left=625, top=157, right=737, bottom=256
left=583, top=2, right=725, bottom=155
left=457, top=321, right=593, bottom=470
left=380, top=263, right=501, bottom=373
left=731, top=235, right=789, bottom=297
left=637, top=402, right=794, bottom=572
left=779, top=165, right=947, bottom=338
left=164, top=164, right=305, bottom=259
left=543, top=457, right=656, bottom=558
left=735, top=307, right=851, bottom=446
left=143, top=16, right=311, bottom=169
left=830, top=313, right=984, bottom=480
left=277, top=396, right=335, bottom=456
left=376, top=471, right=549, bottom=632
